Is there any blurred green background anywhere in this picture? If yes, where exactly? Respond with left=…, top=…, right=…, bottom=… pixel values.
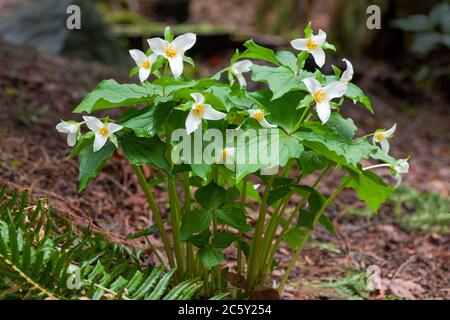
left=0, top=0, right=448, bottom=94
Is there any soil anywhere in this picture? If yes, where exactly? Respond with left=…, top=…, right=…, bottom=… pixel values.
left=0, top=41, right=448, bottom=300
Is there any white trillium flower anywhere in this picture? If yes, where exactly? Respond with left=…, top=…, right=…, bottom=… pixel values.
left=56, top=120, right=81, bottom=147
left=83, top=116, right=123, bottom=152
left=373, top=124, right=396, bottom=154
left=129, top=49, right=158, bottom=83
left=185, top=93, right=226, bottom=135
left=230, top=60, right=253, bottom=87
left=216, top=147, right=236, bottom=171
left=303, top=77, right=347, bottom=124
left=147, top=33, right=196, bottom=78
left=340, top=58, right=354, bottom=85
left=290, top=29, right=327, bottom=67
left=393, top=158, right=409, bottom=188
left=248, top=109, right=276, bottom=128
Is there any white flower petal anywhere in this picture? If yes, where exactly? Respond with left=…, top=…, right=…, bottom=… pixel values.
left=323, top=81, right=347, bottom=100
left=172, top=33, right=196, bottom=53
left=232, top=60, right=253, bottom=74
left=168, top=55, right=184, bottom=78
left=93, top=133, right=108, bottom=152
left=341, top=58, right=354, bottom=83
left=148, top=53, right=158, bottom=64
left=190, top=93, right=204, bottom=104
left=383, top=123, right=396, bottom=137
left=310, top=47, right=325, bottom=67
left=303, top=77, right=322, bottom=95
left=67, top=132, right=77, bottom=147
left=235, top=73, right=246, bottom=87
left=147, top=37, right=168, bottom=57
left=56, top=121, right=77, bottom=133
left=380, top=138, right=390, bottom=154
left=394, top=173, right=402, bottom=188
left=139, top=67, right=151, bottom=83
left=260, top=117, right=277, bottom=128
left=290, top=38, right=308, bottom=51
left=185, top=111, right=202, bottom=135
left=107, top=123, right=123, bottom=135
left=312, top=29, right=327, bottom=45
left=129, top=49, right=147, bottom=64
left=83, top=116, right=103, bottom=133
left=202, top=104, right=226, bottom=121
left=316, top=101, right=331, bottom=124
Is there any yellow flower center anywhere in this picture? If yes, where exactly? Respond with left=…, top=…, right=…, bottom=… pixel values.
left=165, top=45, right=178, bottom=58
left=306, top=38, right=318, bottom=50
left=252, top=111, right=264, bottom=123
left=314, top=89, right=326, bottom=103
left=221, top=149, right=228, bottom=159
left=192, top=104, right=205, bottom=117
left=377, top=133, right=384, bottom=141
left=141, top=60, right=151, bottom=69
left=99, top=127, right=109, bottom=137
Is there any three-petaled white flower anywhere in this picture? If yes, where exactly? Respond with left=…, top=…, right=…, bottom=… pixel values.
left=185, top=93, right=226, bottom=135
left=291, top=29, right=327, bottom=68
left=216, top=147, right=236, bottom=171
left=340, top=58, right=354, bottom=85
left=147, top=33, right=196, bottom=78
left=129, top=49, right=158, bottom=83
left=83, top=116, right=123, bottom=152
left=230, top=60, right=253, bottom=87
left=393, top=158, right=409, bottom=188
left=373, top=124, right=396, bottom=154
left=248, top=109, right=276, bottom=128
left=303, top=77, right=347, bottom=124
left=56, top=120, right=81, bottom=147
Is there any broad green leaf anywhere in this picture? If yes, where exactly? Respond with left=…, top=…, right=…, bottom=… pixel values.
left=188, top=230, right=211, bottom=248
left=325, top=113, right=357, bottom=141
left=117, top=101, right=174, bottom=138
left=73, top=80, right=161, bottom=113
left=345, top=83, right=373, bottom=113
left=78, top=143, right=116, bottom=191
left=211, top=232, right=240, bottom=249
left=297, top=210, right=315, bottom=230
left=284, top=227, right=309, bottom=250
left=195, top=183, right=226, bottom=210
left=198, top=246, right=224, bottom=269
left=235, top=130, right=303, bottom=180
left=346, top=171, right=395, bottom=212
left=250, top=90, right=305, bottom=132
left=180, top=209, right=212, bottom=241
left=276, top=51, right=298, bottom=73
left=122, top=135, right=170, bottom=172
left=251, top=65, right=300, bottom=100
left=295, top=131, right=376, bottom=166
left=67, top=132, right=94, bottom=159
left=238, top=40, right=280, bottom=65
left=319, top=215, right=336, bottom=234
left=299, top=150, right=328, bottom=178
left=216, top=207, right=251, bottom=232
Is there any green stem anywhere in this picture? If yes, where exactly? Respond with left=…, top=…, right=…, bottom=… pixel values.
left=278, top=176, right=350, bottom=294
left=247, top=176, right=274, bottom=289
left=264, top=165, right=332, bottom=275
left=144, top=236, right=166, bottom=268
left=132, top=165, right=175, bottom=269
left=182, top=172, right=195, bottom=278
left=168, top=176, right=185, bottom=279
left=237, top=177, right=248, bottom=277
left=292, top=103, right=312, bottom=132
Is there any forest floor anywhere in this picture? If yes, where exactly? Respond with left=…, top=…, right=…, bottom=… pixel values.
left=0, top=41, right=448, bottom=300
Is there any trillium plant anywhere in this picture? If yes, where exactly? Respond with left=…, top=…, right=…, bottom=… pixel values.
left=57, top=24, right=409, bottom=297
